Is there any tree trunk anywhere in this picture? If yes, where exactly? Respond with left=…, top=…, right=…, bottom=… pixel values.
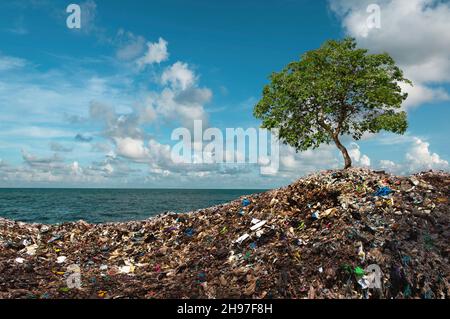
left=333, top=135, right=352, bottom=169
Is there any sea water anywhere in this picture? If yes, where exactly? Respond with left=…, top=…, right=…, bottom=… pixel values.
left=0, top=188, right=264, bottom=224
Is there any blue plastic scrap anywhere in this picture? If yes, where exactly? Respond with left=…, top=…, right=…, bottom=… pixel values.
left=373, top=186, right=394, bottom=197
left=242, top=198, right=251, bottom=207
left=402, top=255, right=411, bottom=266
left=185, top=228, right=195, bottom=237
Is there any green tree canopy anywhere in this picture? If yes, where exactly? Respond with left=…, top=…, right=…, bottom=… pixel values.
left=254, top=38, right=411, bottom=169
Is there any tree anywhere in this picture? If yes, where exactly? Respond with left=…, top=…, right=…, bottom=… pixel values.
left=254, top=38, right=411, bottom=169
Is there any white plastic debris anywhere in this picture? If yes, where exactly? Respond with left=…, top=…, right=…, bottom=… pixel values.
left=250, top=220, right=267, bottom=231
left=119, top=260, right=135, bottom=274
left=358, top=278, right=370, bottom=289
left=100, top=265, right=108, bottom=271
left=25, top=244, right=38, bottom=256
left=119, top=266, right=131, bottom=273
left=22, top=239, right=32, bottom=246
left=235, top=233, right=250, bottom=244
left=40, top=225, right=50, bottom=233
left=15, top=257, right=25, bottom=264
left=56, top=256, right=67, bottom=264
left=410, top=177, right=420, bottom=186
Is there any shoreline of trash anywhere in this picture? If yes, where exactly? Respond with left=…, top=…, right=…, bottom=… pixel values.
left=1, top=168, right=449, bottom=299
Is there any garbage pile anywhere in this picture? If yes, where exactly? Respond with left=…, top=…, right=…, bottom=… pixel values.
left=0, top=168, right=449, bottom=299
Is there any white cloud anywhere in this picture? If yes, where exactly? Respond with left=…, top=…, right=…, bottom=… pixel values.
left=175, top=87, right=212, bottom=105
left=0, top=146, right=152, bottom=186
left=405, top=138, right=448, bottom=170
left=0, top=39, right=264, bottom=187
left=137, top=37, right=169, bottom=67
left=330, top=0, right=450, bottom=109
left=399, top=82, right=449, bottom=109
left=279, top=144, right=340, bottom=174
left=359, top=155, right=371, bottom=167
left=161, top=62, right=196, bottom=90
left=152, top=88, right=210, bottom=127
left=115, top=30, right=146, bottom=61
left=147, top=138, right=173, bottom=166
left=379, top=137, right=448, bottom=174
left=139, top=103, right=157, bottom=123
left=114, top=137, right=149, bottom=161
left=109, top=135, right=252, bottom=180
left=151, top=62, right=211, bottom=126
left=71, top=161, right=82, bottom=175
left=379, top=159, right=403, bottom=172
left=348, top=142, right=371, bottom=167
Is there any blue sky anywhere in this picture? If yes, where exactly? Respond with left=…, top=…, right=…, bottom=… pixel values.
left=0, top=0, right=449, bottom=188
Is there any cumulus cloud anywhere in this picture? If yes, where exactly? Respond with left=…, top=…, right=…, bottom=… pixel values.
left=115, top=30, right=146, bottom=61
left=114, top=137, right=149, bottom=161
left=0, top=33, right=258, bottom=187
left=148, top=62, right=211, bottom=126
left=379, top=159, right=402, bottom=172
left=174, top=87, right=213, bottom=106
left=89, top=100, right=151, bottom=140
left=348, top=143, right=371, bottom=167
left=137, top=37, right=169, bottom=68
left=279, top=144, right=340, bottom=175
left=379, top=137, right=448, bottom=174
left=329, top=0, right=450, bottom=109
left=405, top=138, right=448, bottom=170
left=107, top=134, right=257, bottom=179
left=161, top=62, right=196, bottom=90
left=153, top=87, right=210, bottom=127
left=277, top=141, right=372, bottom=176
left=399, top=82, right=449, bottom=109
left=89, top=58, right=211, bottom=138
